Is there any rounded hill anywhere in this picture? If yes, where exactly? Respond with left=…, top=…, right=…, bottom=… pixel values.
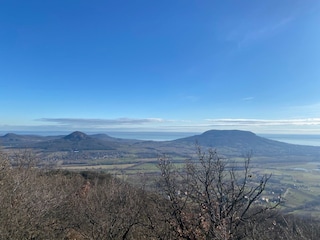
left=63, top=131, right=90, bottom=141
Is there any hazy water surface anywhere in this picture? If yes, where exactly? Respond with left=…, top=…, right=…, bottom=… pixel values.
left=259, top=134, right=320, bottom=146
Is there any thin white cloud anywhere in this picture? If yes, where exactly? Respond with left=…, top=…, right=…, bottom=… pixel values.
left=38, top=118, right=166, bottom=126
left=239, top=17, right=293, bottom=47
left=242, top=97, right=254, bottom=101
left=205, top=118, right=320, bottom=126
left=226, top=16, right=294, bottom=49
left=2, top=117, right=320, bottom=135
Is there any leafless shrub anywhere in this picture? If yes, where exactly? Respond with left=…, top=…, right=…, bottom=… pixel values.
left=156, top=147, right=279, bottom=240
left=0, top=150, right=83, bottom=239
left=1, top=149, right=320, bottom=239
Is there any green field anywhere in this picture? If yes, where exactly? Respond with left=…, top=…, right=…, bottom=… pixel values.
left=59, top=154, right=320, bottom=218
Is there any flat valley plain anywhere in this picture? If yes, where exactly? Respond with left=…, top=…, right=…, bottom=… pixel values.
left=1, top=130, right=320, bottom=218
left=60, top=155, right=320, bottom=218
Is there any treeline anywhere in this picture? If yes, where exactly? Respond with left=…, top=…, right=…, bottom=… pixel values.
left=0, top=150, right=320, bottom=239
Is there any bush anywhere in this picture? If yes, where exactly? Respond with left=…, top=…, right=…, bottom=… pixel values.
left=0, top=149, right=320, bottom=239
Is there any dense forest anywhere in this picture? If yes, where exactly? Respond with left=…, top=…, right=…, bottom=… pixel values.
left=1, top=150, right=320, bottom=240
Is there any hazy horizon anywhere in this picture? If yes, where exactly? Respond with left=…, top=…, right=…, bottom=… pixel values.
left=1, top=130, right=320, bottom=146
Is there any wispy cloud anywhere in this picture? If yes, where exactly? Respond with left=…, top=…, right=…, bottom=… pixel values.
left=227, top=16, right=294, bottom=48
left=38, top=118, right=166, bottom=126
left=242, top=97, right=254, bottom=101
left=205, top=118, right=320, bottom=126
left=239, top=17, right=293, bottom=47
left=2, top=117, right=320, bottom=135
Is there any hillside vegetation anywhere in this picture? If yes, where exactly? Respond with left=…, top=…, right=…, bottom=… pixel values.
left=1, top=150, right=320, bottom=239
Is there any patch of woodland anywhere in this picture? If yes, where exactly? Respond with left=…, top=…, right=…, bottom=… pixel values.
left=0, top=150, right=320, bottom=239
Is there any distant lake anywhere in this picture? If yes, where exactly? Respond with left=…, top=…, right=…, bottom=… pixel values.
left=259, top=134, right=320, bottom=146
left=107, top=131, right=199, bottom=141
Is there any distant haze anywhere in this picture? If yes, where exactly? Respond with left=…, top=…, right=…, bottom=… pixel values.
left=1, top=130, right=320, bottom=147
left=259, top=134, right=320, bottom=147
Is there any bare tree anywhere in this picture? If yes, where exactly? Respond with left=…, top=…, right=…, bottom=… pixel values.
left=62, top=172, right=150, bottom=240
left=2, top=149, right=320, bottom=239
left=157, top=147, right=278, bottom=240
left=0, top=150, right=83, bottom=239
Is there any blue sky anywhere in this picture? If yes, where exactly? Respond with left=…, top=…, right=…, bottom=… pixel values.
left=1, top=0, right=320, bottom=134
